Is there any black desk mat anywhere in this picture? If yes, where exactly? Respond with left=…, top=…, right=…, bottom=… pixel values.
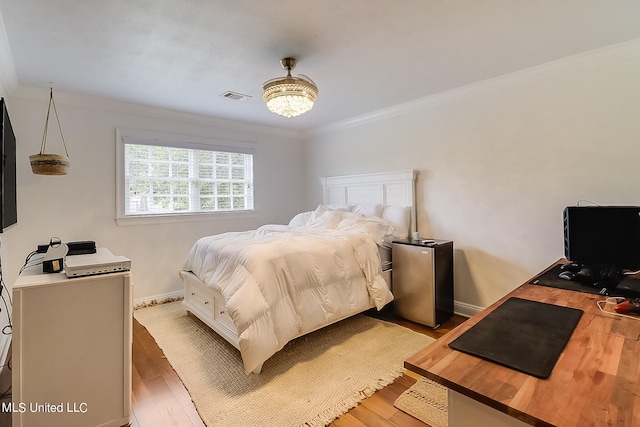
left=448, top=297, right=583, bottom=379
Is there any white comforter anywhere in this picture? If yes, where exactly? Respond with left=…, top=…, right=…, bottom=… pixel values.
left=182, top=221, right=394, bottom=374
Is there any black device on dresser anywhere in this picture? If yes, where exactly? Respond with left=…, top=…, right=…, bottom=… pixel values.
left=391, top=239, right=454, bottom=328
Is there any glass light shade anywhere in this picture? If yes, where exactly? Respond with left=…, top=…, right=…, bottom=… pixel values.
left=263, top=76, right=318, bottom=118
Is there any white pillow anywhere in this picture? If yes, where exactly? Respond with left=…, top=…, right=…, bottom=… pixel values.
left=288, top=211, right=312, bottom=227
left=288, top=204, right=343, bottom=227
left=382, top=205, right=411, bottom=238
left=337, top=214, right=401, bottom=246
left=311, top=204, right=328, bottom=218
left=306, top=207, right=345, bottom=229
left=352, top=203, right=383, bottom=217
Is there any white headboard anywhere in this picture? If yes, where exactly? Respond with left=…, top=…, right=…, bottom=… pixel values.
left=319, top=169, right=418, bottom=234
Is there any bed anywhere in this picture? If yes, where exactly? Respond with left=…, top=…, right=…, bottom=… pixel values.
left=180, top=169, right=417, bottom=374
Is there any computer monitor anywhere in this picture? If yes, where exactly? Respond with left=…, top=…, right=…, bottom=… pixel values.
left=564, top=206, right=640, bottom=270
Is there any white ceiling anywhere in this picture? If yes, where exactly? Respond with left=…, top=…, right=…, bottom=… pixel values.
left=1, top=0, right=639, bottom=132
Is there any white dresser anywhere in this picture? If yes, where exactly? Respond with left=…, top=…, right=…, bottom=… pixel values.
left=12, top=265, right=132, bottom=427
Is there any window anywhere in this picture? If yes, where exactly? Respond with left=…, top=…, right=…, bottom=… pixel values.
left=117, top=129, right=255, bottom=224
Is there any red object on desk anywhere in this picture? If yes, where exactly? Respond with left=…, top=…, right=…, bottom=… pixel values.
left=614, top=299, right=640, bottom=314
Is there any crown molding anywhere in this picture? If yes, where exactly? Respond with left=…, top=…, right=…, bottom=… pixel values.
left=310, top=37, right=640, bottom=137
left=0, top=9, right=18, bottom=97
left=11, top=85, right=306, bottom=141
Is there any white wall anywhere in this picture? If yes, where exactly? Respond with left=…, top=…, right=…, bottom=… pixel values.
left=4, top=40, right=640, bottom=315
left=304, top=51, right=640, bottom=310
left=2, top=88, right=306, bottom=303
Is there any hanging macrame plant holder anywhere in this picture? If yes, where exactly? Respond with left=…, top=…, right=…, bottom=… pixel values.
left=30, top=87, right=70, bottom=175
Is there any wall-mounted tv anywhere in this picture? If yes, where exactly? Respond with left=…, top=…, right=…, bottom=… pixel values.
left=1, top=98, right=17, bottom=231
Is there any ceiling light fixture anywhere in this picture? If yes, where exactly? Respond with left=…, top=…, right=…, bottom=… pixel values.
left=262, top=58, right=318, bottom=118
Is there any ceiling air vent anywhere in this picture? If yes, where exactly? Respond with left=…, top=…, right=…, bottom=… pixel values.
left=220, top=91, right=252, bottom=101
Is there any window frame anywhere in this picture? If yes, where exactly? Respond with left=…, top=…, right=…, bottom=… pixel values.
left=116, top=128, right=257, bottom=226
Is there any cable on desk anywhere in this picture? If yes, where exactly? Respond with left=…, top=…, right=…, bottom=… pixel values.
left=596, top=297, right=640, bottom=321
left=576, top=200, right=601, bottom=206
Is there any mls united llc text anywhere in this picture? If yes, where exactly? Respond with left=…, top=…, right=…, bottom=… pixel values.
left=1, top=402, right=88, bottom=413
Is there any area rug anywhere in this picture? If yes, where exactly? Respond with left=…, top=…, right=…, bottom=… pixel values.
left=134, top=302, right=435, bottom=427
left=394, top=376, right=448, bottom=427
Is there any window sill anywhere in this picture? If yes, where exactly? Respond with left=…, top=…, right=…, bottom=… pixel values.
left=115, top=210, right=258, bottom=226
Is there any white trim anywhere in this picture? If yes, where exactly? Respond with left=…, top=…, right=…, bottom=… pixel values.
left=454, top=300, right=483, bottom=318
left=116, top=210, right=259, bottom=226
left=135, top=290, right=482, bottom=319
left=11, top=85, right=305, bottom=140
left=133, top=290, right=184, bottom=309
left=310, top=37, right=640, bottom=136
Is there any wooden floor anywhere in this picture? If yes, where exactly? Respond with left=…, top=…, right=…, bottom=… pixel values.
left=132, top=306, right=467, bottom=427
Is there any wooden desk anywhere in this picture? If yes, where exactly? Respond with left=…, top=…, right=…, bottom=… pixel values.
left=405, top=262, right=640, bottom=426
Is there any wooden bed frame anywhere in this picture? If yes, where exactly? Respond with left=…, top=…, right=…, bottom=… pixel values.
left=180, top=169, right=417, bottom=372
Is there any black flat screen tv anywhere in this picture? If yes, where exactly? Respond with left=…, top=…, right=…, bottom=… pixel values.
left=563, top=206, right=640, bottom=270
left=1, top=98, right=17, bottom=231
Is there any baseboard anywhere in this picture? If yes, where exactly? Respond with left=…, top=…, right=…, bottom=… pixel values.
left=135, top=292, right=483, bottom=319
left=133, top=290, right=184, bottom=310
left=454, top=300, right=484, bottom=318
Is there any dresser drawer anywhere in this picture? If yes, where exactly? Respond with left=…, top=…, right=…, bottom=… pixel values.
left=185, top=280, right=214, bottom=321
left=186, top=280, right=237, bottom=334
left=211, top=288, right=236, bottom=333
